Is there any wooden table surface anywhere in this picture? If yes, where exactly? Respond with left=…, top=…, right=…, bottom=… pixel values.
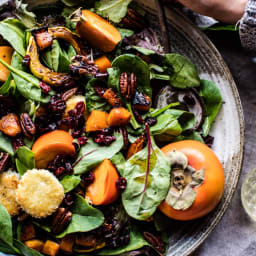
left=192, top=30, right=256, bottom=256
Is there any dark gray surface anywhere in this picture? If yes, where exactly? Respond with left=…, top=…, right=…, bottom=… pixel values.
left=193, top=31, right=256, bottom=256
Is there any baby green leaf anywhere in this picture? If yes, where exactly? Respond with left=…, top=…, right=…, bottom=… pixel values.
left=60, top=175, right=81, bottom=193
left=57, top=195, right=104, bottom=238
left=15, top=146, right=35, bottom=175
left=0, top=204, right=13, bottom=248
left=74, top=132, right=123, bottom=174
left=164, top=53, right=200, bottom=88
left=0, top=18, right=26, bottom=56
left=95, top=0, right=132, bottom=23
left=42, top=40, right=60, bottom=72
left=0, top=132, right=14, bottom=156
left=199, top=80, right=222, bottom=136
left=122, top=137, right=171, bottom=220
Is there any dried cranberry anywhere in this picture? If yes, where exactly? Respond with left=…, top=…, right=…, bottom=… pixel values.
left=62, top=193, right=75, bottom=208
left=94, top=86, right=106, bottom=98
left=132, top=106, right=145, bottom=124
left=203, top=134, right=214, bottom=148
left=145, top=117, right=157, bottom=127
left=39, top=81, right=51, bottom=94
left=116, top=177, right=127, bottom=191
left=81, top=171, right=95, bottom=187
left=12, top=137, right=24, bottom=152
left=94, top=134, right=116, bottom=146
left=22, top=55, right=30, bottom=67
left=77, top=136, right=88, bottom=145
left=55, top=167, right=65, bottom=178
left=75, top=101, right=85, bottom=115
left=49, top=95, right=66, bottom=113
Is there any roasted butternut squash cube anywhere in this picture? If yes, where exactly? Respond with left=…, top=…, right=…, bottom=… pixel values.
left=42, top=240, right=60, bottom=256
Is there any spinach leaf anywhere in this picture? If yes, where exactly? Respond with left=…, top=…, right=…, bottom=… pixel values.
left=150, top=102, right=180, bottom=117
left=3, top=52, right=51, bottom=103
left=42, top=40, right=60, bottom=72
left=95, top=0, right=132, bottom=23
left=0, top=75, right=17, bottom=96
left=111, top=152, right=126, bottom=176
left=0, top=18, right=26, bottom=56
left=176, top=131, right=204, bottom=143
left=0, top=204, right=13, bottom=248
left=164, top=53, right=200, bottom=88
left=15, top=146, right=35, bottom=175
left=13, top=239, right=43, bottom=256
left=85, top=78, right=111, bottom=112
left=0, top=239, right=17, bottom=254
left=110, top=54, right=151, bottom=97
left=58, top=46, right=75, bottom=73
left=74, top=132, right=123, bottom=174
left=199, top=80, right=222, bottom=136
left=122, top=137, right=171, bottom=220
left=60, top=175, right=81, bottom=193
left=57, top=195, right=104, bottom=238
left=98, top=225, right=149, bottom=255
left=117, top=28, right=134, bottom=39
left=0, top=132, right=14, bottom=156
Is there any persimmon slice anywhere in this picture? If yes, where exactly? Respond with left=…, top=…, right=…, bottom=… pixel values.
left=86, top=159, right=119, bottom=205
left=32, top=130, right=75, bottom=169
left=0, top=46, right=14, bottom=82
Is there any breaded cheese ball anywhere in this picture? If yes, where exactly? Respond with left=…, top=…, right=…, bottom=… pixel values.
left=0, top=171, right=20, bottom=216
left=16, top=169, right=64, bottom=218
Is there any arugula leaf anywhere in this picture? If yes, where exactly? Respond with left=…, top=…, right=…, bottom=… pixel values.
left=74, top=132, right=123, bottom=174
left=110, top=54, right=151, bottom=97
left=0, top=204, right=13, bottom=249
left=85, top=78, right=111, bottom=112
left=0, top=75, right=17, bottom=96
left=14, top=239, right=43, bottom=256
left=60, top=175, right=81, bottom=193
left=0, top=132, right=14, bottom=156
left=2, top=52, right=52, bottom=103
left=14, top=0, right=36, bottom=28
left=122, top=137, right=171, bottom=220
left=42, top=40, right=60, bottom=72
left=164, top=53, right=200, bottom=88
left=199, top=80, right=222, bottom=136
left=98, top=225, right=149, bottom=255
left=95, top=0, right=132, bottom=23
left=15, top=146, right=35, bottom=175
left=0, top=18, right=26, bottom=56
left=57, top=195, right=104, bottom=238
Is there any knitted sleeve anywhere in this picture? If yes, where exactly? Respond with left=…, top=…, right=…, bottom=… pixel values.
left=240, top=0, right=256, bottom=50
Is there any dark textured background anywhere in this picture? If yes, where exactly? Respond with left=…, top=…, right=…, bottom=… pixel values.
left=192, top=30, right=256, bottom=256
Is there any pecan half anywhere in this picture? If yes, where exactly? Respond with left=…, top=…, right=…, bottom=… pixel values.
left=70, top=55, right=98, bottom=77
left=0, top=152, right=9, bottom=172
left=12, top=137, right=25, bottom=152
left=20, top=113, right=36, bottom=139
left=119, top=127, right=129, bottom=150
left=122, top=8, right=148, bottom=31
left=51, top=208, right=72, bottom=234
left=61, top=87, right=79, bottom=101
left=119, top=72, right=137, bottom=100
left=143, top=232, right=166, bottom=254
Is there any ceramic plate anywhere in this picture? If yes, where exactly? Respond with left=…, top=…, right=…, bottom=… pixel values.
left=12, top=1, right=245, bottom=255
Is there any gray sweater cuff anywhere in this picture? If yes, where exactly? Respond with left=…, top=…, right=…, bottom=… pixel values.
left=240, top=0, right=256, bottom=50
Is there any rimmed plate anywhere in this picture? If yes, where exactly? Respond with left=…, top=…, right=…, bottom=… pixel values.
left=13, top=1, right=245, bottom=255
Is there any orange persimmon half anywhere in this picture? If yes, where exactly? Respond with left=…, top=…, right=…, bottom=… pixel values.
left=32, top=130, right=75, bottom=169
left=76, top=10, right=121, bottom=52
left=0, top=46, right=14, bottom=82
left=159, top=140, right=225, bottom=221
left=86, top=159, right=119, bottom=205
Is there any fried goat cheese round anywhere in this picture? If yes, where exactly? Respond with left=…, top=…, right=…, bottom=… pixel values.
left=16, top=169, right=64, bottom=218
left=0, top=171, right=20, bottom=216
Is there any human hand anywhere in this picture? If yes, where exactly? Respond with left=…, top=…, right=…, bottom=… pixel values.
left=175, top=0, right=248, bottom=24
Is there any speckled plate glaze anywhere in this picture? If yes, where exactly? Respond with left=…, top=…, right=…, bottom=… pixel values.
left=23, top=1, right=244, bottom=255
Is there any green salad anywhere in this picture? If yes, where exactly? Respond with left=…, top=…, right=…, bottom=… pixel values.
left=0, top=0, right=223, bottom=256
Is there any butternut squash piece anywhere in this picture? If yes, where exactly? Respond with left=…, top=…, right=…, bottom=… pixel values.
left=86, top=159, right=119, bottom=205
left=103, top=88, right=122, bottom=107
left=76, top=10, right=121, bottom=52
left=25, top=239, right=44, bottom=252
left=32, top=27, right=53, bottom=51
left=42, top=240, right=60, bottom=256
left=0, top=113, right=21, bottom=137
left=94, top=55, right=112, bottom=73
left=60, top=234, right=75, bottom=253
left=107, top=107, right=131, bottom=127
left=126, top=134, right=145, bottom=159
left=0, top=46, right=14, bottom=82
left=85, top=110, right=108, bottom=132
